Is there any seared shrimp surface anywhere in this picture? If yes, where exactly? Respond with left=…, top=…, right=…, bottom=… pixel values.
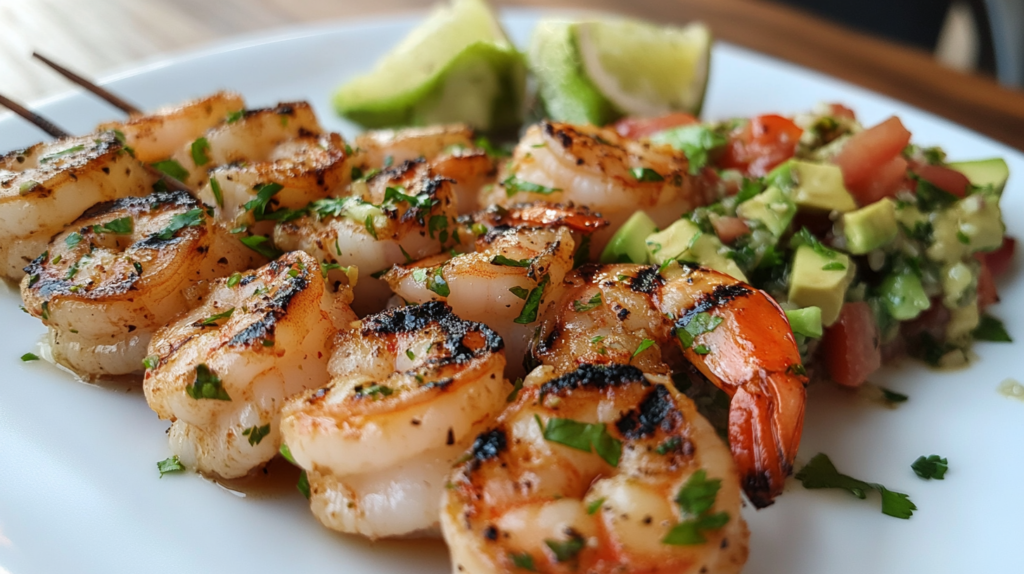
left=144, top=251, right=355, bottom=479
left=197, top=132, right=349, bottom=235
left=0, top=132, right=157, bottom=280
left=97, top=91, right=245, bottom=163
left=274, top=159, right=458, bottom=315
left=20, top=190, right=256, bottom=377
left=480, top=122, right=718, bottom=252
left=531, top=263, right=806, bottom=507
left=166, top=102, right=322, bottom=189
left=442, top=363, right=749, bottom=574
left=280, top=301, right=508, bottom=539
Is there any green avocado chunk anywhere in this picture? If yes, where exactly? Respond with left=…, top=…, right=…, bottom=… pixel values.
left=947, top=158, right=1009, bottom=194
left=879, top=269, right=930, bottom=321
left=842, top=198, right=898, bottom=254
left=769, top=159, right=858, bottom=213
left=600, top=211, right=658, bottom=264
left=735, top=185, right=796, bottom=237
left=787, top=244, right=854, bottom=326
left=785, top=306, right=823, bottom=338
left=645, top=218, right=747, bottom=281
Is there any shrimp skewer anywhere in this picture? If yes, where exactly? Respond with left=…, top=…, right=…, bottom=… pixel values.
left=20, top=189, right=258, bottom=377
left=144, top=251, right=356, bottom=479
left=442, top=363, right=749, bottom=574
left=531, top=263, right=807, bottom=507
left=280, top=301, right=509, bottom=539
left=0, top=131, right=158, bottom=281
left=274, top=158, right=458, bottom=315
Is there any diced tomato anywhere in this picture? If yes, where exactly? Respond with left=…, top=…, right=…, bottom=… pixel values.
left=852, top=155, right=908, bottom=204
left=833, top=116, right=912, bottom=201
left=981, top=236, right=1016, bottom=277
left=912, top=163, right=970, bottom=197
left=613, top=112, right=698, bottom=139
left=976, top=257, right=999, bottom=309
left=829, top=103, right=856, bottom=120
left=821, top=302, right=882, bottom=388
left=717, top=114, right=803, bottom=177
left=711, top=216, right=750, bottom=244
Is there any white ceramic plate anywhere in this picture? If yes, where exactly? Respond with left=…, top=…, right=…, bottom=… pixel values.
left=1, top=9, right=1023, bottom=574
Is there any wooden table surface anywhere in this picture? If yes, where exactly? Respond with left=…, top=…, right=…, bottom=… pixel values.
left=3, top=0, right=1024, bottom=150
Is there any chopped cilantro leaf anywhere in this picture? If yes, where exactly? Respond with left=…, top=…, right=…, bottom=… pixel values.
left=650, top=125, right=728, bottom=175
left=186, top=364, right=231, bottom=401
left=674, top=312, right=724, bottom=349
left=503, top=175, right=561, bottom=197
left=364, top=215, right=378, bottom=239
left=590, top=335, right=605, bottom=344
left=509, top=552, right=536, bottom=571
left=92, top=216, right=133, bottom=235
left=632, top=338, right=656, bottom=359
left=974, top=314, right=1012, bottom=342
left=356, top=383, right=394, bottom=400
left=242, top=423, right=271, bottom=446
left=880, top=387, right=909, bottom=404
left=39, top=144, right=85, bottom=163
left=154, top=208, right=204, bottom=240
left=190, top=137, right=211, bottom=166
left=426, top=267, right=450, bottom=297
left=630, top=167, right=665, bottom=182
left=491, top=254, right=533, bottom=267
left=914, top=174, right=958, bottom=211
left=506, top=377, right=524, bottom=403
left=226, top=272, right=242, bottom=288
left=538, top=416, right=621, bottom=467
left=297, top=470, right=310, bottom=499
left=65, top=232, right=82, bottom=249
left=142, top=355, right=159, bottom=370
left=239, top=235, right=282, bottom=259
left=475, top=136, right=513, bottom=158
left=20, top=353, right=39, bottom=362
left=157, top=455, right=185, bottom=477
left=225, top=110, right=244, bottom=123
left=572, top=292, right=602, bottom=312
left=383, top=186, right=435, bottom=210
left=795, top=453, right=916, bottom=519
left=243, top=183, right=285, bottom=221
left=513, top=275, right=549, bottom=324
left=821, top=261, right=846, bottom=271
left=151, top=159, right=189, bottom=181
left=209, top=176, right=224, bottom=208
left=200, top=307, right=234, bottom=326
left=508, top=286, right=530, bottom=300
left=279, top=443, right=297, bottom=464
left=656, top=436, right=682, bottom=455
left=662, top=469, right=731, bottom=545
left=911, top=455, right=948, bottom=480
left=544, top=533, right=585, bottom=562
left=586, top=497, right=606, bottom=515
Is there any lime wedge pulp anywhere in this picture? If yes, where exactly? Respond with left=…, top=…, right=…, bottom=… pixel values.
left=575, top=18, right=712, bottom=117
left=528, top=19, right=619, bottom=126
left=333, top=0, right=526, bottom=131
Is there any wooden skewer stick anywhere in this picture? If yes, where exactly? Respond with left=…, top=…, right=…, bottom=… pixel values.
left=0, top=92, right=192, bottom=193
left=32, top=52, right=142, bottom=116
left=0, top=93, right=71, bottom=138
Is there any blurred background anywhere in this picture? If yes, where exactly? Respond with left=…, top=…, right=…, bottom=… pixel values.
left=0, top=0, right=1022, bottom=148
left=771, top=0, right=1023, bottom=86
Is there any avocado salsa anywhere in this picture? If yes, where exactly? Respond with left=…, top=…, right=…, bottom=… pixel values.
left=603, top=104, right=1013, bottom=387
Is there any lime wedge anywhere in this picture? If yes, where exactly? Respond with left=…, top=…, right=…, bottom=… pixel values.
left=528, top=20, right=619, bottom=126
left=576, top=19, right=712, bottom=117
left=333, top=0, right=526, bottom=131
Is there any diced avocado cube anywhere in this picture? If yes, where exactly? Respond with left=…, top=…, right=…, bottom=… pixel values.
left=736, top=185, right=796, bottom=237
left=842, top=198, right=898, bottom=254
left=601, top=211, right=657, bottom=264
left=785, top=306, right=823, bottom=338
left=947, top=158, right=1009, bottom=194
left=879, top=269, right=930, bottom=321
left=788, top=160, right=858, bottom=213
left=646, top=219, right=747, bottom=282
left=925, top=190, right=1004, bottom=263
left=787, top=244, right=854, bottom=326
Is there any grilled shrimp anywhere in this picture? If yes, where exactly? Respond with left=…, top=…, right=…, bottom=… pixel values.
left=352, top=124, right=495, bottom=214
left=143, top=251, right=356, bottom=479
left=20, top=190, right=257, bottom=377
left=480, top=121, right=718, bottom=253
left=97, top=91, right=245, bottom=163
left=383, top=203, right=605, bottom=374
left=196, top=132, right=349, bottom=234
left=274, top=159, right=458, bottom=315
left=279, top=301, right=508, bottom=539
left=441, top=363, right=749, bottom=574
left=531, top=263, right=806, bottom=507
left=0, top=132, right=158, bottom=281
left=166, top=102, right=322, bottom=189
